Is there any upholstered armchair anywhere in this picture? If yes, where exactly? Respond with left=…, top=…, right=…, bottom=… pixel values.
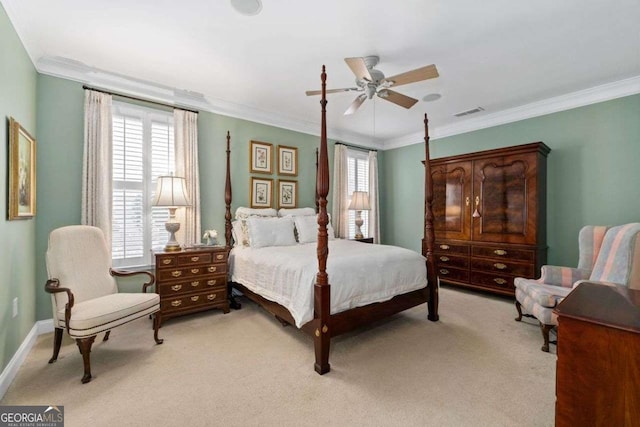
left=516, top=223, right=640, bottom=352
left=45, top=225, right=163, bottom=383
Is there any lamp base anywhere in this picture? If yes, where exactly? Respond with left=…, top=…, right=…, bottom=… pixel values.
left=164, top=221, right=182, bottom=252
left=354, top=211, right=364, bottom=240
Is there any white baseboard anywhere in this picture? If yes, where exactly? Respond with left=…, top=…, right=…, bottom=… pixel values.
left=0, top=319, right=54, bottom=400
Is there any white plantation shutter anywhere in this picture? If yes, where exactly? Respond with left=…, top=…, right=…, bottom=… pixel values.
left=347, top=149, right=369, bottom=238
left=112, top=102, right=174, bottom=267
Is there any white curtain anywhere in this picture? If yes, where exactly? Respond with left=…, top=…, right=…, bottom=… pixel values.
left=174, top=109, right=201, bottom=245
left=368, top=150, right=380, bottom=243
left=331, top=144, right=349, bottom=238
left=81, top=90, right=113, bottom=248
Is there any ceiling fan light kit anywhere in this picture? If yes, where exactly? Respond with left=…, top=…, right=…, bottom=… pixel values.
left=230, top=0, right=263, bottom=16
left=306, top=56, right=439, bottom=115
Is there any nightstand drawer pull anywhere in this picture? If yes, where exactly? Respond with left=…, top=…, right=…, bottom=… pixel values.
left=494, top=263, right=507, bottom=270
left=171, top=271, right=182, bottom=277
left=191, top=281, right=200, bottom=287
left=171, top=300, right=182, bottom=307
left=191, top=296, right=200, bottom=302
left=439, top=269, right=450, bottom=275
left=494, top=249, right=508, bottom=256
left=216, top=254, right=224, bottom=260
left=493, top=278, right=507, bottom=285
left=191, top=256, right=200, bottom=262
left=440, top=244, right=450, bottom=250
left=162, top=259, right=172, bottom=265
left=208, top=266, right=217, bottom=273
left=171, top=285, right=182, bottom=292
left=439, top=256, right=450, bottom=262
left=207, top=280, right=217, bottom=286
left=207, top=293, right=217, bottom=301
left=191, top=268, right=200, bottom=274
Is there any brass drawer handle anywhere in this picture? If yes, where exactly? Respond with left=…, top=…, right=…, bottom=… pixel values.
left=171, top=285, right=182, bottom=292
left=171, top=271, right=182, bottom=277
left=439, top=256, right=450, bottom=262
left=208, top=266, right=217, bottom=273
left=191, top=296, right=200, bottom=302
left=494, top=278, right=507, bottom=285
left=439, top=244, right=450, bottom=250
left=162, top=259, right=172, bottom=265
left=171, top=300, right=182, bottom=307
left=494, top=263, right=507, bottom=270
left=191, top=256, right=200, bottom=262
left=494, top=249, right=507, bottom=256
left=207, top=293, right=217, bottom=301
left=216, top=254, right=224, bottom=260
left=207, top=279, right=217, bottom=286
left=439, top=269, right=449, bottom=275
left=191, top=268, right=200, bottom=274
left=191, top=281, right=200, bottom=287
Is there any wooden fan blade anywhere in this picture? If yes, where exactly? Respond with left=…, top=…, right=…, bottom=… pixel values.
left=305, top=88, right=357, bottom=96
left=384, top=64, right=439, bottom=87
left=344, top=57, right=373, bottom=81
left=344, top=94, right=367, bottom=115
left=378, top=90, right=418, bottom=109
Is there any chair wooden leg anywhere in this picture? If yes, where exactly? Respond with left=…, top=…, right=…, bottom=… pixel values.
left=153, top=314, right=164, bottom=345
left=76, top=336, right=96, bottom=384
left=515, top=301, right=523, bottom=321
left=103, top=331, right=111, bottom=341
left=49, top=328, right=63, bottom=364
left=540, top=323, right=554, bottom=353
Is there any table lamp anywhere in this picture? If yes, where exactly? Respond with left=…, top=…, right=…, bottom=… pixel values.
left=348, top=191, right=370, bottom=239
left=152, top=175, right=191, bottom=252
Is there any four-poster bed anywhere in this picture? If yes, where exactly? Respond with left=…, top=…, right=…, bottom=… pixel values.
left=224, top=66, right=439, bottom=374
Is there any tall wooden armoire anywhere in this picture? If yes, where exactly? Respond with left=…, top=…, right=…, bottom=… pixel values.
left=424, top=142, right=550, bottom=296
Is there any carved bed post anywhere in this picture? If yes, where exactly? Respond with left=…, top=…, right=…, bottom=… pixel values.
left=225, top=131, right=241, bottom=310
left=423, top=114, right=439, bottom=321
left=314, top=65, right=331, bottom=374
left=315, top=148, right=319, bottom=213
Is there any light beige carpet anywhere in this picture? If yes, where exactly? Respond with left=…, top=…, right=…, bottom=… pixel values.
left=1, top=287, right=555, bottom=426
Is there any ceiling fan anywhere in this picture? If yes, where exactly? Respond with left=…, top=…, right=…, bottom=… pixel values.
left=306, top=56, right=439, bottom=115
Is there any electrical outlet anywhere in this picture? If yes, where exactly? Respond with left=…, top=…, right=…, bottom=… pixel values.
left=13, top=297, right=18, bottom=318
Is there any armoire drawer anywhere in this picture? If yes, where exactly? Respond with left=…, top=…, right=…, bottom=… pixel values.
left=437, top=267, right=469, bottom=283
left=436, top=254, right=469, bottom=269
left=472, top=245, right=535, bottom=263
left=470, top=271, right=515, bottom=291
left=435, top=242, right=470, bottom=256
left=471, top=258, right=534, bottom=277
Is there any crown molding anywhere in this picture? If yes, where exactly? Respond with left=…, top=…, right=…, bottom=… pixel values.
left=383, top=75, right=640, bottom=150
left=35, top=56, right=382, bottom=149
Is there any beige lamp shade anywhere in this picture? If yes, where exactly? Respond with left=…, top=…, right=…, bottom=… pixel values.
left=348, top=191, right=370, bottom=211
left=152, top=175, right=190, bottom=207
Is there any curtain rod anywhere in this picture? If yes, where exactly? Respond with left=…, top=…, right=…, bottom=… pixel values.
left=82, top=85, right=199, bottom=114
left=335, top=142, right=377, bottom=152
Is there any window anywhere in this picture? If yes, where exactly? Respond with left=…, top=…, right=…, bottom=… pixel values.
left=347, top=149, right=369, bottom=238
left=112, top=101, right=174, bottom=267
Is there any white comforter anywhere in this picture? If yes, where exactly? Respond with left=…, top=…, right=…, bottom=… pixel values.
left=229, top=239, right=427, bottom=327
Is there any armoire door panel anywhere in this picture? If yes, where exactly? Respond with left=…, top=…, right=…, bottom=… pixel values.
left=432, top=161, right=472, bottom=241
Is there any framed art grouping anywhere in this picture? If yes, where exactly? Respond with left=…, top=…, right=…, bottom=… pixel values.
left=250, top=140, right=273, bottom=174
left=250, top=177, right=273, bottom=208
left=8, top=117, right=36, bottom=220
left=277, top=145, right=298, bottom=176
left=277, top=180, right=297, bottom=209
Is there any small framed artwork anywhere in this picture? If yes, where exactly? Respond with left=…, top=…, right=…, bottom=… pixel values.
left=250, top=140, right=273, bottom=174
left=250, top=177, right=273, bottom=208
left=277, top=180, right=297, bottom=209
left=277, top=145, right=298, bottom=176
left=8, top=117, right=36, bottom=220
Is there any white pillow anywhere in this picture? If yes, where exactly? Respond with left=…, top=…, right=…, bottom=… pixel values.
left=247, top=217, right=297, bottom=248
left=293, top=215, right=335, bottom=243
left=231, top=220, right=249, bottom=247
left=278, top=207, right=316, bottom=217
left=235, top=207, right=278, bottom=219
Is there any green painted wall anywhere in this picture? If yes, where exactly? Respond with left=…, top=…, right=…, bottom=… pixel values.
left=381, top=94, right=640, bottom=267
left=34, top=74, right=338, bottom=321
left=0, top=4, right=38, bottom=374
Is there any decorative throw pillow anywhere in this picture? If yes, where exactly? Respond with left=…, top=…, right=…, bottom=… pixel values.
left=235, top=207, right=278, bottom=219
left=246, top=217, right=297, bottom=248
left=293, top=215, right=336, bottom=243
left=278, top=207, right=316, bottom=217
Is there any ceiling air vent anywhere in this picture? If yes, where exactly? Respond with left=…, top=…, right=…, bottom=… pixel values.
left=454, top=107, right=485, bottom=117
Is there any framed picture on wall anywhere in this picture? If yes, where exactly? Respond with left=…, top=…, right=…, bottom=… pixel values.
left=277, top=145, right=298, bottom=176
left=250, top=140, right=273, bottom=174
left=277, top=180, right=297, bottom=209
left=8, top=117, right=36, bottom=220
left=250, top=177, right=273, bottom=208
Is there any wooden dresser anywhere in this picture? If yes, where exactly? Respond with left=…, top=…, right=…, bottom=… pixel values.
left=554, top=282, right=640, bottom=426
left=154, top=247, right=229, bottom=325
left=425, top=142, right=549, bottom=296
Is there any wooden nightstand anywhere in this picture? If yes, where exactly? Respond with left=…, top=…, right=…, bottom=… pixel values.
left=351, top=237, right=373, bottom=244
left=154, top=247, right=229, bottom=326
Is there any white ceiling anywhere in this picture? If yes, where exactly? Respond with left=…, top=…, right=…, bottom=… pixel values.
left=3, top=0, right=640, bottom=148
